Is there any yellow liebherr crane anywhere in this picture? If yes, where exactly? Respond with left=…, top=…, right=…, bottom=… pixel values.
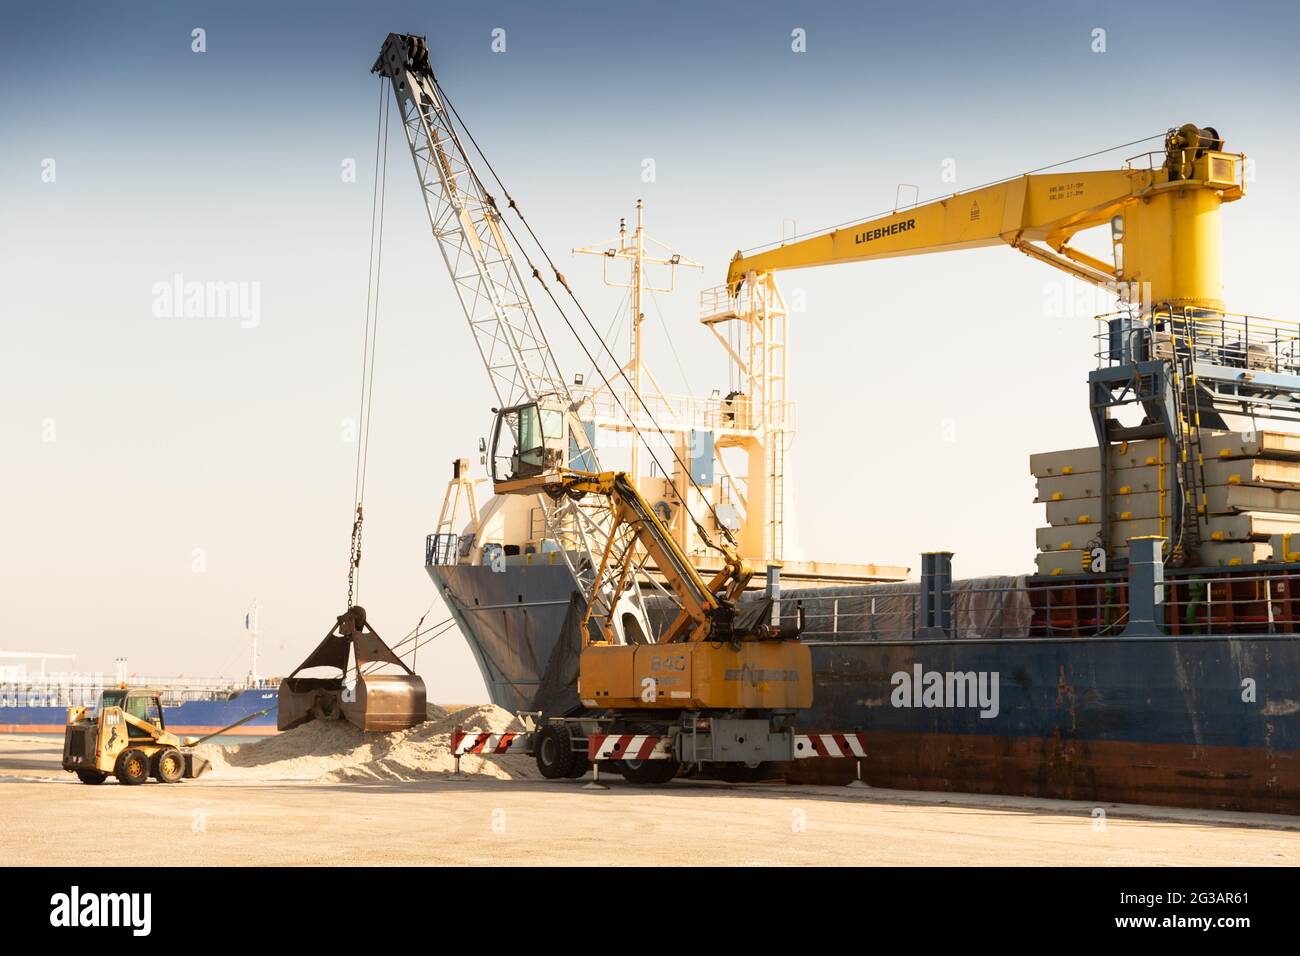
left=727, top=124, right=1243, bottom=314
left=725, top=125, right=1249, bottom=564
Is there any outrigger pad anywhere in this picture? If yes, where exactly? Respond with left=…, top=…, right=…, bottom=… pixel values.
left=278, top=607, right=427, bottom=733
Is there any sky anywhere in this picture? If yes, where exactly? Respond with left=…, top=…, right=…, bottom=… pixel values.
left=3, top=0, right=1299, bottom=700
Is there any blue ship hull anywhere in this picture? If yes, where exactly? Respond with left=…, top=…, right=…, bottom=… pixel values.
left=0, top=687, right=280, bottom=736
left=432, top=562, right=1300, bottom=814
left=798, top=632, right=1300, bottom=813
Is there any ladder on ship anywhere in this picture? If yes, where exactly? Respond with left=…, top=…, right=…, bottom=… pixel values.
left=1167, top=309, right=1210, bottom=564
left=767, top=434, right=785, bottom=563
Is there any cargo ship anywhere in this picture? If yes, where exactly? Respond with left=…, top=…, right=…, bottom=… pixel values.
left=371, top=36, right=1298, bottom=813
left=429, top=414, right=1300, bottom=814
left=414, top=124, right=1300, bottom=814
left=0, top=649, right=280, bottom=737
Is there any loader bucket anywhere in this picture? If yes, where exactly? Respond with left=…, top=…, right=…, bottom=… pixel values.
left=183, top=752, right=211, bottom=779
left=279, top=606, right=427, bottom=733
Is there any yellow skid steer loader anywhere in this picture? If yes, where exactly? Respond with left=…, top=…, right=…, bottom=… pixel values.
left=62, top=687, right=269, bottom=785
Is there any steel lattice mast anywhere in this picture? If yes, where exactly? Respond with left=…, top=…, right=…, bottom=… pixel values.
left=372, top=34, right=568, bottom=409
left=373, top=33, right=652, bottom=640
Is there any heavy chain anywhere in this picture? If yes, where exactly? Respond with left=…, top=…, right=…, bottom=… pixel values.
left=347, top=504, right=364, bottom=609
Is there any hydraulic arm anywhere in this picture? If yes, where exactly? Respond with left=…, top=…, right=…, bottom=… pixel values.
left=490, top=401, right=808, bottom=712
left=504, top=468, right=756, bottom=645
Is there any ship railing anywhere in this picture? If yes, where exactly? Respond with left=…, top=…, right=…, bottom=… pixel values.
left=426, top=532, right=461, bottom=567
left=792, top=570, right=1300, bottom=640
left=698, top=284, right=739, bottom=324
left=1158, top=569, right=1300, bottom=636
left=795, top=597, right=923, bottom=640
left=0, top=674, right=258, bottom=700
left=698, top=281, right=778, bottom=325
left=1095, top=307, right=1300, bottom=374
left=788, top=579, right=1131, bottom=641
left=125, top=676, right=263, bottom=692
left=569, top=381, right=794, bottom=437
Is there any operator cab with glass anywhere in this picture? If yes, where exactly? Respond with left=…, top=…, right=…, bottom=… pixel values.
left=100, top=688, right=165, bottom=740
left=489, top=399, right=574, bottom=493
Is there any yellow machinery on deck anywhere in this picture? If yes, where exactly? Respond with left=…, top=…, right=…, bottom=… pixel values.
left=726, top=124, right=1243, bottom=314
left=721, top=124, right=1253, bottom=565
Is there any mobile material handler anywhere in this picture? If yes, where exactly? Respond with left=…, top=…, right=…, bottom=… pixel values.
left=448, top=402, right=866, bottom=785
left=368, top=31, right=868, bottom=782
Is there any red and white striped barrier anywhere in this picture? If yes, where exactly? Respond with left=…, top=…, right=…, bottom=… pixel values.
left=450, top=725, right=866, bottom=764
left=451, top=726, right=530, bottom=756
left=588, top=733, right=672, bottom=761
left=793, top=733, right=868, bottom=759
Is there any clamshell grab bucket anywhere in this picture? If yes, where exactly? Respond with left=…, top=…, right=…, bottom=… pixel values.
left=278, top=606, right=427, bottom=732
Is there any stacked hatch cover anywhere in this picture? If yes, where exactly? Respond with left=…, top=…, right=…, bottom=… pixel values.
left=1030, top=430, right=1300, bottom=575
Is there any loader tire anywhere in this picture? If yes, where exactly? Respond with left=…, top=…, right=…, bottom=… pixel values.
left=153, top=747, right=184, bottom=783
left=115, top=749, right=149, bottom=786
left=535, top=724, right=577, bottom=780
left=75, top=770, right=108, bottom=785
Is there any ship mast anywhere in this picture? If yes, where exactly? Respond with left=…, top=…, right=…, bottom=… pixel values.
left=573, top=200, right=701, bottom=484
left=245, top=600, right=260, bottom=686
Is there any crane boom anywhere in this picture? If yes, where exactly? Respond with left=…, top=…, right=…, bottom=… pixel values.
left=374, top=34, right=659, bottom=644
left=727, top=125, right=1245, bottom=314
left=372, top=34, right=569, bottom=410
left=721, top=124, right=1257, bottom=567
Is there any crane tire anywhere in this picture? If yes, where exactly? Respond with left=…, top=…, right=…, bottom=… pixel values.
left=114, top=749, right=150, bottom=786
left=713, top=762, right=773, bottom=783
left=563, top=753, right=591, bottom=779
left=535, top=724, right=577, bottom=779
left=618, top=724, right=679, bottom=785
left=153, top=747, right=185, bottom=783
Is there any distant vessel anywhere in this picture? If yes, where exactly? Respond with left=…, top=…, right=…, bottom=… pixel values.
left=0, top=613, right=281, bottom=736
left=0, top=680, right=279, bottom=736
